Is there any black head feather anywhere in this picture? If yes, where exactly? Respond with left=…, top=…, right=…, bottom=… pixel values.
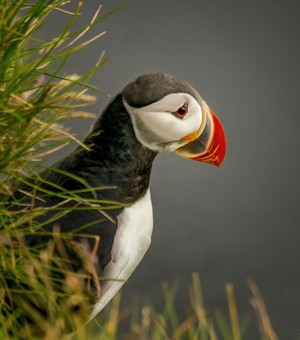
left=122, top=73, right=202, bottom=108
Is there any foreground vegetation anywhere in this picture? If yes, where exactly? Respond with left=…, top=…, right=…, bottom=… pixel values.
left=0, top=0, right=115, bottom=337
left=0, top=1, right=278, bottom=339
left=84, top=273, right=278, bottom=340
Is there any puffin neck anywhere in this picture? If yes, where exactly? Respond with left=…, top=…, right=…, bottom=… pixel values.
left=74, top=95, right=158, bottom=203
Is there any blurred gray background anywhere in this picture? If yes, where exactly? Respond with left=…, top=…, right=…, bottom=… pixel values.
left=42, top=0, right=300, bottom=338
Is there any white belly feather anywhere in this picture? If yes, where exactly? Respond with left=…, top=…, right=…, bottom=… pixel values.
left=90, top=188, right=153, bottom=319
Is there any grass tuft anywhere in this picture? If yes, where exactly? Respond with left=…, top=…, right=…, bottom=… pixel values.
left=0, top=1, right=116, bottom=338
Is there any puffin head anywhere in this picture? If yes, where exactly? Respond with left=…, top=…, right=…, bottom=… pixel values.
left=122, top=73, right=226, bottom=167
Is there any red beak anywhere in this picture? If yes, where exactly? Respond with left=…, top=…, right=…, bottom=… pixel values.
left=175, top=107, right=226, bottom=167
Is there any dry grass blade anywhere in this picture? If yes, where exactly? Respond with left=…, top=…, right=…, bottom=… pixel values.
left=63, top=4, right=105, bottom=49
left=191, top=272, right=210, bottom=339
left=226, top=283, right=241, bottom=340
left=248, top=278, right=279, bottom=340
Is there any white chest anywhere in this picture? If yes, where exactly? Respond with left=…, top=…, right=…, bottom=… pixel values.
left=107, top=188, right=153, bottom=279
left=91, top=188, right=153, bottom=318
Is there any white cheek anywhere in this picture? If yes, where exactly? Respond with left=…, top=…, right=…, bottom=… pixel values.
left=124, top=94, right=203, bottom=151
left=137, top=106, right=201, bottom=142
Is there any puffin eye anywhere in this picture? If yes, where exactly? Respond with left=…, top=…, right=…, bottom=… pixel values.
left=175, top=103, right=188, bottom=118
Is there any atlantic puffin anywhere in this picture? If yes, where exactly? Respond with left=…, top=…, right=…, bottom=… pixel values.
left=24, top=73, right=226, bottom=319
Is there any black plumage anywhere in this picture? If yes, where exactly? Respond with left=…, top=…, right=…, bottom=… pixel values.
left=24, top=94, right=157, bottom=271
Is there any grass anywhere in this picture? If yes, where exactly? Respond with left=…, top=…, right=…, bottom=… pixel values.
left=78, top=273, right=278, bottom=340
left=0, top=1, right=279, bottom=339
left=0, top=0, right=117, bottom=338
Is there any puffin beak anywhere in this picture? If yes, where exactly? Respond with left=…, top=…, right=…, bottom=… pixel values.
left=175, top=104, right=226, bottom=167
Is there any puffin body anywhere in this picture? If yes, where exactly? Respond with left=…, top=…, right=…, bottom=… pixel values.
left=24, top=73, right=226, bottom=318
